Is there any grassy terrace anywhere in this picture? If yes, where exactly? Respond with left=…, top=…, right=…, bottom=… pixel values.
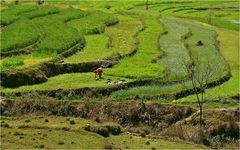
left=105, top=18, right=164, bottom=79
left=1, top=19, right=39, bottom=53
left=1, top=6, right=118, bottom=71
left=2, top=73, right=132, bottom=92
left=65, top=17, right=143, bottom=63
left=110, top=18, right=227, bottom=100
left=1, top=116, right=205, bottom=149
left=159, top=18, right=190, bottom=81
left=31, top=8, right=86, bottom=55
left=0, top=5, right=38, bottom=25
left=67, top=11, right=118, bottom=35
left=104, top=18, right=143, bottom=56
left=137, top=1, right=239, bottom=31
left=177, top=23, right=239, bottom=103
left=64, top=34, right=111, bottom=63
left=1, top=15, right=164, bottom=92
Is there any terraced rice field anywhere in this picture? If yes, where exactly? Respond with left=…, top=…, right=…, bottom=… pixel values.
left=1, top=1, right=238, bottom=101
left=1, top=0, right=239, bottom=149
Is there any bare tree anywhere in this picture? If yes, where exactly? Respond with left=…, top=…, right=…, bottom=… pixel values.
left=183, top=58, right=217, bottom=130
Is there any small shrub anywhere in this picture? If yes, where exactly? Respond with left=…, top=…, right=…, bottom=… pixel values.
left=140, top=132, right=146, bottom=138
left=83, top=124, right=91, bottom=131
left=62, top=127, right=70, bottom=131
left=69, top=120, right=75, bottom=125
left=38, top=144, right=45, bottom=148
left=145, top=141, right=150, bottom=145
left=19, top=136, right=24, bottom=139
left=45, top=119, right=49, bottom=122
left=95, top=127, right=109, bottom=137
left=105, top=5, right=111, bottom=9
left=95, top=117, right=101, bottom=123
left=152, top=147, right=156, bottom=150
left=13, top=131, right=23, bottom=136
left=25, top=119, right=31, bottom=123
left=104, top=142, right=114, bottom=150
left=58, top=141, right=65, bottom=145
left=1, top=123, right=10, bottom=128
left=18, top=125, right=30, bottom=128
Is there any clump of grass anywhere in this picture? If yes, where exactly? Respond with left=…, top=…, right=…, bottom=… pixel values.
left=13, top=131, right=24, bottom=136
left=25, top=119, right=31, bottom=123
left=62, top=127, right=70, bottom=131
left=69, top=120, right=75, bottom=125
left=44, top=119, right=49, bottom=122
left=1, top=123, right=10, bottom=128
left=38, top=144, right=45, bottom=148
left=18, top=125, right=30, bottom=128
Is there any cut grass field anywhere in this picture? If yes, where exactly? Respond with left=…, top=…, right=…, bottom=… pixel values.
left=0, top=115, right=205, bottom=149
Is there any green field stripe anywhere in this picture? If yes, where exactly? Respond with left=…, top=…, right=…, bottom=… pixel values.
left=0, top=5, right=38, bottom=25
left=31, top=8, right=87, bottom=55
left=1, top=73, right=132, bottom=92
left=64, top=34, right=112, bottom=63
left=159, top=18, right=191, bottom=81
left=104, top=19, right=143, bottom=56
left=104, top=18, right=165, bottom=79
left=67, top=10, right=118, bottom=35
left=1, top=19, right=40, bottom=53
left=179, top=18, right=227, bottom=80
left=64, top=17, right=143, bottom=63
left=177, top=23, right=239, bottom=102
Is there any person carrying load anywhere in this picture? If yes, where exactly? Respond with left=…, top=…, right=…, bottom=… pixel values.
left=94, top=66, right=103, bottom=80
